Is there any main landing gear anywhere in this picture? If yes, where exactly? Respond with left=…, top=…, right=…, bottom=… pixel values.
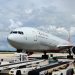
left=42, top=52, right=48, bottom=59
left=17, top=49, right=22, bottom=53
left=67, top=48, right=73, bottom=59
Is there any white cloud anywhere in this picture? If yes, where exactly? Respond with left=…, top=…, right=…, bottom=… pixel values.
left=25, top=9, right=33, bottom=15
left=70, top=27, right=75, bottom=35
left=9, top=19, right=23, bottom=30
left=56, top=27, right=68, bottom=34
left=51, top=0, right=75, bottom=14
left=38, top=25, right=75, bottom=36
left=49, top=25, right=56, bottom=31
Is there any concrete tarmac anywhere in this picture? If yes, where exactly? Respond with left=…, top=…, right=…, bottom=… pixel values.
left=0, top=52, right=75, bottom=75
left=0, top=52, right=72, bottom=59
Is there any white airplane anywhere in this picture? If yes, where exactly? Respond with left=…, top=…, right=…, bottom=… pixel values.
left=7, top=27, right=75, bottom=59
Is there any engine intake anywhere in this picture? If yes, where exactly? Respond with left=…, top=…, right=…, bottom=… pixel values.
left=72, top=47, right=75, bottom=54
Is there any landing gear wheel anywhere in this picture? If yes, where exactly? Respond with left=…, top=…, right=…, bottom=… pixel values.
left=67, top=48, right=73, bottom=59
left=16, top=70, right=21, bottom=75
left=17, top=49, right=22, bottom=53
left=42, top=55, right=48, bottom=59
left=66, top=68, right=74, bottom=75
left=67, top=55, right=73, bottom=59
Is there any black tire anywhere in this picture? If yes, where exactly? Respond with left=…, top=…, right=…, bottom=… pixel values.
left=42, top=55, right=48, bottom=59
left=60, top=73, right=63, bottom=75
left=48, top=72, right=52, bottom=75
left=16, top=70, right=21, bottom=75
left=66, top=68, right=74, bottom=75
left=67, top=55, right=73, bottom=59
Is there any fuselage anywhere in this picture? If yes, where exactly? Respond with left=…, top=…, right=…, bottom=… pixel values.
left=7, top=27, right=70, bottom=52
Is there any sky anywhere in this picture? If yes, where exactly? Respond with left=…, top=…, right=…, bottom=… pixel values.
left=0, top=0, right=75, bottom=51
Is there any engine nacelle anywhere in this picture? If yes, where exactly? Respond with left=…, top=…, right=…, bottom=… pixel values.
left=72, top=47, right=75, bottom=54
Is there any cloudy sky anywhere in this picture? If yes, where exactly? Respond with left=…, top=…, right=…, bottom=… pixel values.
left=0, top=0, right=75, bottom=51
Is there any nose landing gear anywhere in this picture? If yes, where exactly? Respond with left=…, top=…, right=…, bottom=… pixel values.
left=42, top=52, right=48, bottom=59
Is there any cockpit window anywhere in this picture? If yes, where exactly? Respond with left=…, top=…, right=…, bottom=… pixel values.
left=18, top=31, right=23, bottom=34
left=10, top=31, right=24, bottom=35
left=10, top=31, right=17, bottom=34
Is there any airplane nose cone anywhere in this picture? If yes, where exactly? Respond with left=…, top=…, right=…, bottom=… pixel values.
left=7, top=35, right=14, bottom=42
left=7, top=34, right=20, bottom=48
left=7, top=34, right=17, bottom=44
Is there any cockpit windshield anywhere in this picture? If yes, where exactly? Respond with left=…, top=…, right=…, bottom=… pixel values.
left=10, top=31, right=24, bottom=35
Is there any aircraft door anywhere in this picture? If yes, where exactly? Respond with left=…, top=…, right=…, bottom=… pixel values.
left=32, top=31, right=38, bottom=43
left=34, top=34, right=37, bottom=41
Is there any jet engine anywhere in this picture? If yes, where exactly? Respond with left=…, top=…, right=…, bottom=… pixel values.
left=72, top=47, right=75, bottom=54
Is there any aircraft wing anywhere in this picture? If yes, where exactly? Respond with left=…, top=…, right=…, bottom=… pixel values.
left=57, top=44, right=73, bottom=50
